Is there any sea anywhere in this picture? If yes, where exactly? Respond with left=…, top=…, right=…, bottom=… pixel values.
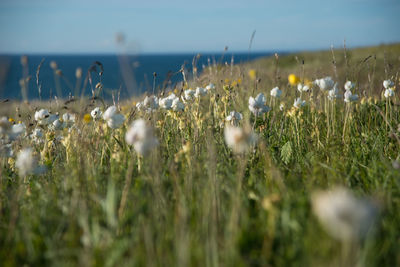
left=0, top=52, right=273, bottom=101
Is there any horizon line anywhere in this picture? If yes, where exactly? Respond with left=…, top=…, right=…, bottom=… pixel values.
left=1, top=42, right=399, bottom=56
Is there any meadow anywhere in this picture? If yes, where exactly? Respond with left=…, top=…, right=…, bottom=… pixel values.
left=1, top=43, right=400, bottom=266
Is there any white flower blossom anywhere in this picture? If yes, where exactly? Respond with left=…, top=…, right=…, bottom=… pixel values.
left=383, top=79, right=394, bottom=89
left=143, top=95, right=159, bottom=110
left=293, top=97, right=306, bottom=108
left=384, top=88, right=395, bottom=98
left=103, top=106, right=118, bottom=121
left=315, top=77, right=335, bottom=91
left=312, top=187, right=379, bottom=242
left=344, top=90, right=359, bottom=103
left=136, top=95, right=159, bottom=113
left=183, top=89, right=196, bottom=101
left=249, top=93, right=270, bottom=116
left=103, top=106, right=125, bottom=129
left=91, top=107, right=102, bottom=120
left=9, top=123, right=26, bottom=140
left=194, top=87, right=207, bottom=98
left=34, top=109, right=51, bottom=125
left=30, top=128, right=44, bottom=141
left=297, top=83, right=310, bottom=92
left=328, top=83, right=341, bottom=100
left=270, top=87, right=282, bottom=98
left=344, top=81, right=355, bottom=91
left=225, top=111, right=243, bottom=125
left=159, top=94, right=177, bottom=110
left=52, top=119, right=64, bottom=130
left=48, top=114, right=59, bottom=124
left=171, top=98, right=185, bottom=111
left=106, top=114, right=125, bottom=129
left=224, top=125, right=257, bottom=154
left=16, top=148, right=46, bottom=176
left=125, top=119, right=158, bottom=156
left=205, top=83, right=215, bottom=91
left=62, top=113, right=75, bottom=127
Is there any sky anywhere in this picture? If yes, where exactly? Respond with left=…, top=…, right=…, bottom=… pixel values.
left=0, top=0, right=399, bottom=54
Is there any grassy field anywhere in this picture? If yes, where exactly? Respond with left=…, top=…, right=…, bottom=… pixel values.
left=1, top=43, right=400, bottom=266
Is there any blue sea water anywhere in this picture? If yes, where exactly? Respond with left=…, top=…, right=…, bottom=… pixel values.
left=0, top=52, right=273, bottom=100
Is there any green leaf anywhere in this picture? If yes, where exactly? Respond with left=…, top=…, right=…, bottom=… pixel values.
left=281, top=141, right=292, bottom=164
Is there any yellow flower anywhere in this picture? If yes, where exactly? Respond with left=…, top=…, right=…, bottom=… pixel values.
left=237, top=78, right=242, bottom=84
left=288, top=74, right=300, bottom=86
left=248, top=69, right=257, bottom=80
left=8, top=117, right=15, bottom=123
left=83, top=113, right=92, bottom=123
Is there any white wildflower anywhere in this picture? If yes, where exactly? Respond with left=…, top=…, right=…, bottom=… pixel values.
left=103, top=106, right=118, bottom=121
left=315, top=77, right=335, bottom=91
left=171, top=98, right=185, bottom=112
left=270, top=87, right=282, bottom=98
left=205, top=83, right=215, bottom=91
left=293, top=97, right=306, bottom=108
left=328, top=83, right=341, bottom=100
left=48, top=114, right=59, bottom=124
left=143, top=95, right=159, bottom=110
left=344, top=81, right=355, bottom=91
left=34, top=109, right=51, bottom=125
left=52, top=119, right=64, bottom=130
left=183, top=89, right=196, bottom=101
left=106, top=114, right=125, bottom=129
left=224, top=125, right=258, bottom=154
left=125, top=119, right=158, bottom=156
left=249, top=93, right=270, bottom=116
left=225, top=111, right=243, bottom=125
left=312, top=187, right=379, bottom=242
left=30, top=128, right=43, bottom=140
left=103, top=106, right=125, bottom=129
left=136, top=95, right=159, bottom=113
left=194, top=87, right=207, bottom=98
left=9, top=123, right=26, bottom=140
left=159, top=94, right=176, bottom=110
left=383, top=79, right=394, bottom=89
left=62, top=113, right=76, bottom=127
left=297, top=83, right=310, bottom=92
left=384, top=88, right=395, bottom=98
left=15, top=148, right=46, bottom=176
left=344, top=90, right=359, bottom=103
left=91, top=107, right=102, bottom=120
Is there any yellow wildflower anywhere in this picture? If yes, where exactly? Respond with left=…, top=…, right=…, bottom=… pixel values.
left=248, top=69, right=257, bottom=80
left=288, top=74, right=300, bottom=86
left=83, top=113, right=92, bottom=123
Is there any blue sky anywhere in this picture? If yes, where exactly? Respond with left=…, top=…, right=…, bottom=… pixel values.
left=0, top=0, right=399, bottom=54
